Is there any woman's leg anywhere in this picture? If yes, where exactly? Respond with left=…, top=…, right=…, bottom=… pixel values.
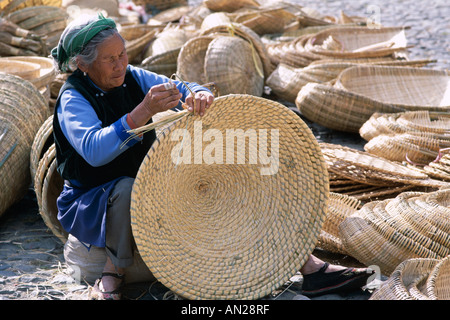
left=101, top=177, right=136, bottom=293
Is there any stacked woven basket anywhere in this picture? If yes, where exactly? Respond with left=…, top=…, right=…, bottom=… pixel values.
left=0, top=72, right=50, bottom=218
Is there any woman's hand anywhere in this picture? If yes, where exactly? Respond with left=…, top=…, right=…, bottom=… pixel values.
left=142, top=82, right=182, bottom=117
left=185, top=90, right=214, bottom=117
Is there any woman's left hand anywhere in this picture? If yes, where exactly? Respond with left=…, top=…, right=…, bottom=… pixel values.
left=185, top=91, right=214, bottom=117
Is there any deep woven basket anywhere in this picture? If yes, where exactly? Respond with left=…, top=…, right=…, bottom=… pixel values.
left=130, top=94, right=329, bottom=299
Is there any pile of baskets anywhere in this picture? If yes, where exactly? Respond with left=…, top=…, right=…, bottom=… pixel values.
left=0, top=72, right=50, bottom=218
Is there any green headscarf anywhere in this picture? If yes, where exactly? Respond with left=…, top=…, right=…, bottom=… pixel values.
left=51, top=13, right=116, bottom=72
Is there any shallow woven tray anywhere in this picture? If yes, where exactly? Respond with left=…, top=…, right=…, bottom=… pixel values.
left=336, top=65, right=450, bottom=110
left=2, top=56, right=56, bottom=89
left=319, top=143, right=442, bottom=188
left=297, top=66, right=450, bottom=133
left=130, top=94, right=329, bottom=300
left=370, top=258, right=440, bottom=300
left=316, top=192, right=360, bottom=255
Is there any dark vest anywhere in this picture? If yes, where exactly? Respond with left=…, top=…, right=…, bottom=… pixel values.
left=53, top=68, right=156, bottom=188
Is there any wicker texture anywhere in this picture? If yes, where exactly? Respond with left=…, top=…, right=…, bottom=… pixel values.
left=0, top=72, right=49, bottom=218
left=203, top=0, right=259, bottom=13
left=316, top=192, right=360, bottom=255
left=296, top=66, right=450, bottom=133
left=426, top=255, right=450, bottom=300
left=370, top=258, right=440, bottom=300
left=204, top=36, right=264, bottom=96
left=177, top=35, right=215, bottom=84
left=130, top=94, right=329, bottom=300
left=304, top=26, right=408, bottom=59
left=200, top=23, right=275, bottom=78
left=340, top=189, right=450, bottom=276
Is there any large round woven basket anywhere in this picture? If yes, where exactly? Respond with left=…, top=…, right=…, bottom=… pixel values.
left=130, top=94, right=329, bottom=300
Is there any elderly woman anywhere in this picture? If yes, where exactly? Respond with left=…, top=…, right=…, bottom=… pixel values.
left=51, top=14, right=373, bottom=300
left=51, top=14, right=214, bottom=299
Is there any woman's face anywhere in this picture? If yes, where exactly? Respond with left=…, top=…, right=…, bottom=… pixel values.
left=82, top=33, right=128, bottom=92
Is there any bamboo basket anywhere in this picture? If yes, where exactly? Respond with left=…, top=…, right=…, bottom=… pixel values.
left=369, top=258, right=439, bottom=300
left=204, top=36, right=264, bottom=96
left=1, top=56, right=56, bottom=90
left=30, top=115, right=54, bottom=183
left=0, top=117, right=30, bottom=219
left=130, top=94, right=329, bottom=300
left=131, top=0, right=187, bottom=12
left=203, top=0, right=259, bottom=13
left=316, top=192, right=360, bottom=255
left=200, top=12, right=231, bottom=31
left=0, top=59, right=40, bottom=81
left=304, top=26, right=409, bottom=59
left=141, top=47, right=180, bottom=77
left=426, top=255, right=450, bottom=300
left=177, top=35, right=215, bottom=84
left=200, top=23, right=275, bottom=78
left=119, top=24, right=160, bottom=63
left=0, top=0, right=62, bottom=15
left=336, top=65, right=450, bottom=110
left=143, top=27, right=187, bottom=59
left=320, top=143, right=447, bottom=189
left=296, top=66, right=450, bottom=133
left=340, top=190, right=450, bottom=276
left=364, top=133, right=450, bottom=165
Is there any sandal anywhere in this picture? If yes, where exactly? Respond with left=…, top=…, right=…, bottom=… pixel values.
left=90, top=272, right=124, bottom=300
left=301, top=262, right=374, bottom=297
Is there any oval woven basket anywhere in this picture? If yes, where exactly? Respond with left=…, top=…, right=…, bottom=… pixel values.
left=177, top=35, right=216, bottom=84
left=30, top=115, right=54, bottom=184
left=130, top=94, right=329, bottom=300
left=296, top=82, right=405, bottom=133
left=304, top=26, right=408, bottom=59
left=369, top=258, right=440, bottom=300
left=0, top=60, right=40, bottom=80
left=204, top=36, right=264, bottom=96
left=316, top=192, right=360, bottom=255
